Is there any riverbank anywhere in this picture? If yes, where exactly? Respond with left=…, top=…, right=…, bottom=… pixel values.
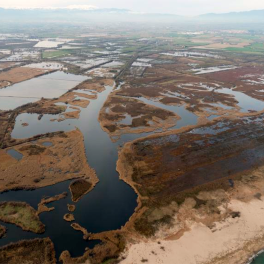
left=116, top=113, right=264, bottom=264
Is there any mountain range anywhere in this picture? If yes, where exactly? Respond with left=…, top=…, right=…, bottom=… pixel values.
left=0, top=7, right=264, bottom=24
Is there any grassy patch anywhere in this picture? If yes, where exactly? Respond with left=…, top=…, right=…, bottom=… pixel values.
left=173, top=38, right=209, bottom=47
left=121, top=46, right=141, bottom=53
left=225, top=42, right=264, bottom=54
left=134, top=208, right=173, bottom=237
left=42, top=49, right=75, bottom=59
left=0, top=202, right=45, bottom=233
left=102, top=258, right=118, bottom=264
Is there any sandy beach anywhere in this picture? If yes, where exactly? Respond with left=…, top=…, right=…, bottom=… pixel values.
left=121, top=197, right=264, bottom=264
left=118, top=161, right=264, bottom=264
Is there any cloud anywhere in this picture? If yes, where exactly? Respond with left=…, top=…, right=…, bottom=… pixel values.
left=0, top=0, right=264, bottom=15
left=0, top=4, right=98, bottom=10
left=64, top=5, right=98, bottom=10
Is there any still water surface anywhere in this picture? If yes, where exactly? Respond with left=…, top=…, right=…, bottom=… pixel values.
left=0, top=71, right=87, bottom=110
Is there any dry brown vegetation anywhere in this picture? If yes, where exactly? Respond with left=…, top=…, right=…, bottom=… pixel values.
left=37, top=192, right=68, bottom=215
left=117, top=115, right=264, bottom=236
left=0, top=225, right=6, bottom=238
left=67, top=204, right=76, bottom=212
left=64, top=214, right=75, bottom=222
left=0, top=130, right=98, bottom=192
left=0, top=67, right=52, bottom=88
left=99, top=95, right=178, bottom=137
left=60, top=231, right=126, bottom=264
left=73, top=78, right=114, bottom=93
left=69, top=179, right=93, bottom=202
left=0, top=238, right=56, bottom=264
left=70, top=223, right=90, bottom=240
left=0, top=62, right=19, bottom=71
left=203, top=66, right=264, bottom=101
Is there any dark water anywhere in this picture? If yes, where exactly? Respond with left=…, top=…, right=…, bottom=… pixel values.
left=0, top=181, right=99, bottom=258
left=251, top=251, right=264, bottom=264
left=1, top=85, right=138, bottom=259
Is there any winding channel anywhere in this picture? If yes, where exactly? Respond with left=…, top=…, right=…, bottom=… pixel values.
left=0, top=83, right=200, bottom=259
left=0, top=85, right=137, bottom=258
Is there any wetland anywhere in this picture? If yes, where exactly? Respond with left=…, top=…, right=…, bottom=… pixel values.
left=1, top=24, right=264, bottom=264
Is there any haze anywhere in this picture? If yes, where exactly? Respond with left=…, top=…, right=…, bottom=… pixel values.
left=1, top=0, right=264, bottom=15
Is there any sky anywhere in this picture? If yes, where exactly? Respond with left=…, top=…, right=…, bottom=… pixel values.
left=1, top=0, right=264, bottom=16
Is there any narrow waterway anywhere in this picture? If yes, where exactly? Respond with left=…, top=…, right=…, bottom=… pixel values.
left=1, top=85, right=138, bottom=259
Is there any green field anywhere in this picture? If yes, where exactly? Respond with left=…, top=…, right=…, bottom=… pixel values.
left=42, top=49, right=75, bottom=59
left=225, top=42, right=264, bottom=54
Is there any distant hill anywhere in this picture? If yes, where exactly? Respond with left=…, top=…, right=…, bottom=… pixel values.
left=0, top=7, right=183, bottom=23
left=0, top=7, right=264, bottom=24
left=198, top=9, right=264, bottom=22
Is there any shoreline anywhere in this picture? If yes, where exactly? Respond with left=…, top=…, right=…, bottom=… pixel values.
left=120, top=193, right=264, bottom=264
left=246, top=250, right=264, bottom=264
left=116, top=123, right=264, bottom=264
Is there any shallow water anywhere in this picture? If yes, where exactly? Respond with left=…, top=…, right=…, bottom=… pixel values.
left=42, top=142, right=53, bottom=147
left=23, top=62, right=64, bottom=70
left=208, top=114, right=220, bottom=120
left=6, top=149, right=23, bottom=160
left=12, top=113, right=74, bottom=139
left=217, top=88, right=264, bottom=112
left=118, top=114, right=133, bottom=125
left=0, top=72, right=87, bottom=111
left=0, top=97, right=40, bottom=111
left=137, top=97, right=198, bottom=129
left=191, top=65, right=237, bottom=75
